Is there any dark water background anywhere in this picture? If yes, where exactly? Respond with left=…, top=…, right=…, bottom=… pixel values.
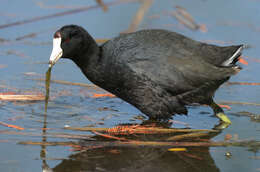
left=0, top=0, right=259, bottom=171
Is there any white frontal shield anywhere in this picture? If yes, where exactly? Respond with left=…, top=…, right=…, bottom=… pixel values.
left=49, top=37, right=63, bottom=67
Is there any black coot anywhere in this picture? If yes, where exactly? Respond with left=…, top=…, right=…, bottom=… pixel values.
left=49, top=25, right=243, bottom=127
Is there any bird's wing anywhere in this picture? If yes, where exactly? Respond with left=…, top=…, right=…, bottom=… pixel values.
left=197, top=43, right=243, bottom=66
left=101, top=30, right=240, bottom=95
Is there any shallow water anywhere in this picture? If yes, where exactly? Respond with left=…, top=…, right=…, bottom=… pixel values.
left=0, top=0, right=259, bottom=172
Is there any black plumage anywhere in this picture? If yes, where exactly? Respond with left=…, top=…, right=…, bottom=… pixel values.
left=49, top=25, right=243, bottom=123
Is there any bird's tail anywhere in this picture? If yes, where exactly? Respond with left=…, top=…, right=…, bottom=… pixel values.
left=221, top=45, right=244, bottom=67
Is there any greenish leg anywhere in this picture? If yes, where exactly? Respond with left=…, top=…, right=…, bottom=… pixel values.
left=210, top=101, right=231, bottom=125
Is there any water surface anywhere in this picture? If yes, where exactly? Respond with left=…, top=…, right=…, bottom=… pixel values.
left=0, top=0, right=259, bottom=172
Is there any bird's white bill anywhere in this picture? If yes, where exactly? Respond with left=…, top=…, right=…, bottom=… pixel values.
left=49, top=37, right=63, bottom=67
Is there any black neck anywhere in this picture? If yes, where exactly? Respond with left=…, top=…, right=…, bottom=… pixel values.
left=71, top=37, right=103, bottom=85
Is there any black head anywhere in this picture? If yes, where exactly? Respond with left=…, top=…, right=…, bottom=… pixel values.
left=49, top=25, right=96, bottom=67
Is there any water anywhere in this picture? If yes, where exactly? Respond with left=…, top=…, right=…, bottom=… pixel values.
left=0, top=0, right=259, bottom=172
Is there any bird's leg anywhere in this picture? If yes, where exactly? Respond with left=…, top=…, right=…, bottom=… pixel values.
left=210, top=101, right=231, bottom=127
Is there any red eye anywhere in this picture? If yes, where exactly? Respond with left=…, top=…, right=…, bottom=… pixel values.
left=65, top=38, right=70, bottom=43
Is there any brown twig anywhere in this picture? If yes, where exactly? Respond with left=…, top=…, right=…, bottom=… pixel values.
left=171, top=6, right=207, bottom=32
left=172, top=8, right=199, bottom=30
left=0, top=94, right=45, bottom=101
left=238, top=58, right=249, bottom=65
left=95, top=39, right=110, bottom=44
left=0, top=0, right=139, bottom=30
left=19, top=141, right=77, bottom=146
left=175, top=6, right=198, bottom=27
left=93, top=131, right=128, bottom=141
left=92, top=93, right=116, bottom=98
left=18, top=140, right=260, bottom=148
left=28, top=78, right=99, bottom=89
left=65, top=126, right=218, bottom=134
left=0, top=130, right=92, bottom=140
left=0, top=122, right=24, bottom=130
left=96, top=0, right=108, bottom=12
left=124, top=0, right=153, bottom=33
left=227, top=82, right=260, bottom=86
left=218, top=101, right=260, bottom=107
left=35, top=2, right=84, bottom=9
left=166, top=132, right=210, bottom=141
left=218, top=104, right=231, bottom=110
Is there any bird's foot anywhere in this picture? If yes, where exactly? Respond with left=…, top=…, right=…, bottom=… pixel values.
left=215, top=112, right=232, bottom=129
left=216, top=112, right=231, bottom=124
left=214, top=122, right=231, bottom=130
